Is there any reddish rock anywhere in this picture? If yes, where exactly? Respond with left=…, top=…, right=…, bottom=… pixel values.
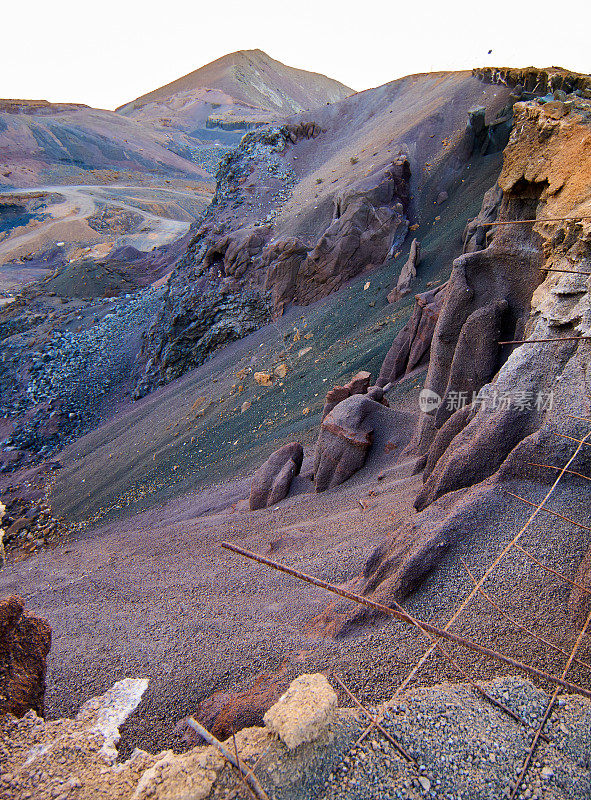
left=250, top=442, right=304, bottom=510
left=185, top=668, right=292, bottom=742
left=322, top=371, right=372, bottom=419
left=0, top=595, right=51, bottom=718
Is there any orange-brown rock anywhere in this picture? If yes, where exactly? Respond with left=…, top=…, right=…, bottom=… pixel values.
left=0, top=595, right=51, bottom=718
left=186, top=668, right=292, bottom=742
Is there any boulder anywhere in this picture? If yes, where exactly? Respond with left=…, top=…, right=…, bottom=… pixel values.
left=0, top=595, right=51, bottom=717
left=263, top=674, right=337, bottom=749
left=314, top=394, right=377, bottom=491
left=387, top=238, right=421, bottom=303
left=250, top=442, right=304, bottom=510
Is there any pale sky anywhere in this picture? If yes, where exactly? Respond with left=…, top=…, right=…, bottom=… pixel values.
left=3, top=0, right=589, bottom=111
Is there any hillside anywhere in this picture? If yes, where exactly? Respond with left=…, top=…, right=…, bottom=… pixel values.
left=2, top=62, right=591, bottom=800
left=0, top=100, right=208, bottom=188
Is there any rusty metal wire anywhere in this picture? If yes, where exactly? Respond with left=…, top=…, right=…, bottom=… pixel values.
left=509, top=607, right=591, bottom=800
left=355, top=428, right=591, bottom=743
left=221, top=541, right=591, bottom=698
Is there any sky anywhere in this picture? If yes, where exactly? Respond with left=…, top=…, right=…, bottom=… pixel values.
left=3, top=0, right=589, bottom=110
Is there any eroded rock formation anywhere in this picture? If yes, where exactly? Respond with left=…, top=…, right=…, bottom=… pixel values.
left=314, top=394, right=380, bottom=491
left=377, top=284, right=447, bottom=387
left=317, top=95, right=591, bottom=635
left=136, top=139, right=411, bottom=394
left=250, top=442, right=304, bottom=510
left=387, top=238, right=420, bottom=303
left=0, top=595, right=51, bottom=717
left=293, top=157, right=411, bottom=305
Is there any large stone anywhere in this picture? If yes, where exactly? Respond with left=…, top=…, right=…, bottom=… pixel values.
left=250, top=442, right=304, bottom=510
left=0, top=595, right=51, bottom=718
left=314, top=394, right=378, bottom=491
left=263, top=674, right=337, bottom=749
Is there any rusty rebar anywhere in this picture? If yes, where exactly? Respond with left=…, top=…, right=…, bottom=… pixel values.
left=504, top=490, right=591, bottom=531
left=544, top=268, right=591, bottom=275
left=332, top=675, right=417, bottom=764
left=509, top=607, right=591, bottom=800
left=186, top=718, right=270, bottom=800
left=354, top=428, right=591, bottom=743
left=555, top=432, right=591, bottom=447
left=498, top=336, right=591, bottom=344
left=514, top=543, right=591, bottom=595
left=220, top=542, right=591, bottom=699
left=482, top=215, right=591, bottom=226
left=526, top=462, right=591, bottom=483
left=460, top=558, right=591, bottom=675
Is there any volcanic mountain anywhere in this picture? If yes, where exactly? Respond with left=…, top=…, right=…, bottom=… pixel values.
left=117, top=48, right=354, bottom=127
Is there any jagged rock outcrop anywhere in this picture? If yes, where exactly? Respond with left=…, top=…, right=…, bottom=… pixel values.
left=0, top=595, right=51, bottom=718
left=202, top=225, right=271, bottom=281
left=137, top=141, right=412, bottom=393
left=135, top=288, right=271, bottom=394
left=294, top=157, right=411, bottom=305
left=376, top=284, right=447, bottom=387
left=249, top=442, right=304, bottom=510
left=387, top=238, right=420, bottom=303
left=409, top=165, right=546, bottom=462
left=473, top=65, right=591, bottom=97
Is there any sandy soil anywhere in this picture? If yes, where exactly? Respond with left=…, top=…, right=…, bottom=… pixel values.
left=2, top=435, right=590, bottom=762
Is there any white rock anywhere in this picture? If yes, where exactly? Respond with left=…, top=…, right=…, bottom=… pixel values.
left=418, top=776, right=431, bottom=791
left=263, top=674, right=337, bottom=749
left=541, top=766, right=554, bottom=780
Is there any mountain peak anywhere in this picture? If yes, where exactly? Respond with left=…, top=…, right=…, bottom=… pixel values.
left=117, top=50, right=353, bottom=115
